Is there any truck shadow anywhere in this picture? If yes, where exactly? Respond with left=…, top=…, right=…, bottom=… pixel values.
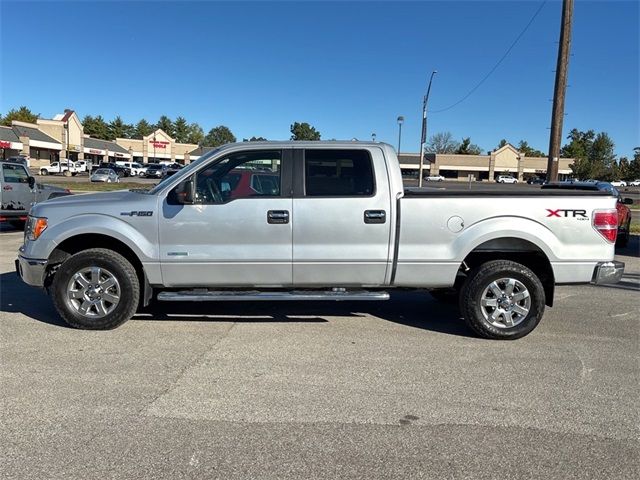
left=616, top=234, right=639, bottom=258
left=135, top=291, right=471, bottom=337
left=0, top=272, right=472, bottom=337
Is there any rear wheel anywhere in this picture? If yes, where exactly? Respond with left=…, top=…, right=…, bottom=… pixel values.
left=51, top=248, right=140, bottom=329
left=617, top=221, right=630, bottom=248
left=63, top=170, right=71, bottom=177
left=459, top=260, right=545, bottom=340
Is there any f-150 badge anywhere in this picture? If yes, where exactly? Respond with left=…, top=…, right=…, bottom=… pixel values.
left=120, top=211, right=153, bottom=217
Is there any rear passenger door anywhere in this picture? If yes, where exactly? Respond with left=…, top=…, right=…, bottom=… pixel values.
left=292, top=148, right=392, bottom=286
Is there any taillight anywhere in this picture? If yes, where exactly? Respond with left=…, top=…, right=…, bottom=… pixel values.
left=592, top=209, right=618, bottom=243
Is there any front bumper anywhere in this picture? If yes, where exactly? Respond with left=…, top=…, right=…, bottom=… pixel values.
left=591, top=261, right=625, bottom=285
left=16, top=254, right=48, bottom=287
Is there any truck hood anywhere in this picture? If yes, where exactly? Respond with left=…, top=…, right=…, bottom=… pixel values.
left=30, top=189, right=154, bottom=217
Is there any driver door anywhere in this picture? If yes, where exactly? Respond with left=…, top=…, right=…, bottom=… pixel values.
left=158, top=149, right=293, bottom=287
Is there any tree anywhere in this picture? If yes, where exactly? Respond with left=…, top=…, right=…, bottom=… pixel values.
left=617, top=157, right=630, bottom=180
left=426, top=131, right=459, bottom=154
left=290, top=122, right=321, bottom=141
left=204, top=125, right=236, bottom=147
left=626, top=147, right=640, bottom=180
left=134, top=119, right=154, bottom=139
left=1, top=106, right=39, bottom=126
left=108, top=116, right=133, bottom=140
left=455, top=137, right=482, bottom=155
left=1, top=106, right=40, bottom=126
left=517, top=140, right=545, bottom=157
left=562, top=129, right=617, bottom=180
left=243, top=136, right=267, bottom=142
left=155, top=115, right=174, bottom=137
left=82, top=115, right=109, bottom=139
left=495, top=139, right=508, bottom=150
left=187, top=123, right=205, bottom=145
left=173, top=116, right=189, bottom=143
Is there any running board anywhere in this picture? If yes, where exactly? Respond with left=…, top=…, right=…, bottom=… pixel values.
left=157, top=289, right=390, bottom=302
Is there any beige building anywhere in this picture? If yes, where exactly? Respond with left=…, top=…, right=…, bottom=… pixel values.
left=5, top=110, right=207, bottom=168
left=399, top=144, right=574, bottom=181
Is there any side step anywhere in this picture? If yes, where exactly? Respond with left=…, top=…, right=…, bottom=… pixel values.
left=157, top=289, right=390, bottom=302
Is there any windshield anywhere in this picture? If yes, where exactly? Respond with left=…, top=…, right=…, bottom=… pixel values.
left=147, top=147, right=222, bottom=195
left=95, top=169, right=111, bottom=174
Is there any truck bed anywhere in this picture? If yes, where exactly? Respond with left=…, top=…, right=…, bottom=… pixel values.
left=404, top=187, right=611, bottom=197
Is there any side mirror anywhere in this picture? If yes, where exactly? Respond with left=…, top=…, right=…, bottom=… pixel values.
left=28, top=176, right=36, bottom=189
left=169, top=178, right=195, bottom=205
left=623, top=198, right=633, bottom=205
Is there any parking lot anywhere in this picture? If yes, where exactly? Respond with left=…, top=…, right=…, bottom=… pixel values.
left=1, top=227, right=639, bottom=479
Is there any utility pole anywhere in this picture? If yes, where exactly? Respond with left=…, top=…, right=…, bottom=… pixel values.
left=547, top=0, right=574, bottom=182
left=397, top=116, right=404, bottom=155
left=418, top=70, right=437, bottom=187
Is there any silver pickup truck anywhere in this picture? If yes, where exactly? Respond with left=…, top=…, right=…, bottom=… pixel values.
left=1, top=160, right=70, bottom=228
left=16, top=142, right=624, bottom=339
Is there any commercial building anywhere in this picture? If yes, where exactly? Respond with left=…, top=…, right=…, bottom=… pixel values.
left=2, top=110, right=207, bottom=167
left=399, top=144, right=574, bottom=181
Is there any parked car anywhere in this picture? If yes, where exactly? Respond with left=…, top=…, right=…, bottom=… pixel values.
left=17, top=141, right=624, bottom=339
left=144, top=163, right=168, bottom=178
left=527, top=176, right=546, bottom=185
left=116, top=161, right=146, bottom=176
left=39, top=160, right=79, bottom=177
left=90, top=168, right=120, bottom=183
left=610, top=180, right=627, bottom=187
left=91, top=163, right=130, bottom=177
left=74, top=160, right=89, bottom=173
left=542, top=181, right=633, bottom=247
left=496, top=175, right=518, bottom=184
left=425, top=174, right=445, bottom=182
left=1, top=160, right=70, bottom=228
left=629, top=179, right=640, bottom=187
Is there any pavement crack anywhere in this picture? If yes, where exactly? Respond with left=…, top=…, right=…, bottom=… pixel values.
left=138, top=322, right=237, bottom=415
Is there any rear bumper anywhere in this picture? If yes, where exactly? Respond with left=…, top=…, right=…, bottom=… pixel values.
left=591, top=261, right=625, bottom=285
left=16, top=255, right=48, bottom=287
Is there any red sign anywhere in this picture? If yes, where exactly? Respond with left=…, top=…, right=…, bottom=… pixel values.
left=0, top=141, right=10, bottom=149
left=89, top=149, right=103, bottom=154
left=149, top=140, right=170, bottom=149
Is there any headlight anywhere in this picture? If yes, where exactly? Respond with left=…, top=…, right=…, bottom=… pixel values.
left=26, top=216, right=48, bottom=241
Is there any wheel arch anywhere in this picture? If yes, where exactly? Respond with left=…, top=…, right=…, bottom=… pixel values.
left=47, top=233, right=153, bottom=306
left=461, top=237, right=555, bottom=307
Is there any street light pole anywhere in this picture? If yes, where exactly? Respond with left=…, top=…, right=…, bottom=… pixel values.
left=418, top=70, right=437, bottom=187
left=397, top=115, right=404, bottom=155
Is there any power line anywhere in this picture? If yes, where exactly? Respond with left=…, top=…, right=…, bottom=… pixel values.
left=431, top=0, right=548, bottom=114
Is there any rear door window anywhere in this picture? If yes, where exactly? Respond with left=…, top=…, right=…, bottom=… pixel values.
left=304, top=149, right=374, bottom=196
left=2, top=164, right=30, bottom=184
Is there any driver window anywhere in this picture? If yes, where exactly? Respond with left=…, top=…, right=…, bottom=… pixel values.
left=194, top=150, right=281, bottom=204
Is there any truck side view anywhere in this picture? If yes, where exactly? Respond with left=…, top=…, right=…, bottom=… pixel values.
left=16, top=142, right=624, bottom=339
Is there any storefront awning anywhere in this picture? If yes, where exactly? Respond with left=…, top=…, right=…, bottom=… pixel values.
left=29, top=139, right=62, bottom=150
left=0, top=140, right=23, bottom=150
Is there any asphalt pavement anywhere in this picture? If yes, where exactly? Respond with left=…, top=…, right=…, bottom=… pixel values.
left=1, top=229, right=638, bottom=479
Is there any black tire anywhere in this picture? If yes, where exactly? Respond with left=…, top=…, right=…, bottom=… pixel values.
left=51, top=248, right=140, bottom=329
left=8, top=220, right=26, bottom=231
left=40, top=169, right=48, bottom=176
left=616, top=222, right=630, bottom=248
left=459, top=260, right=545, bottom=340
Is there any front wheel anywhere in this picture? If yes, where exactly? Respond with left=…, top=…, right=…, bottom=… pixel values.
left=40, top=169, right=48, bottom=176
left=459, top=260, right=545, bottom=340
left=51, top=248, right=140, bottom=329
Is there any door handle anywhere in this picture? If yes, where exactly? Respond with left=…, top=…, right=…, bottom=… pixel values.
left=267, top=210, right=289, bottom=224
left=364, top=210, right=386, bottom=224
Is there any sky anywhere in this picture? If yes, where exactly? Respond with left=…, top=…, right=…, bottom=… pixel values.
left=1, top=0, right=638, bottom=156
